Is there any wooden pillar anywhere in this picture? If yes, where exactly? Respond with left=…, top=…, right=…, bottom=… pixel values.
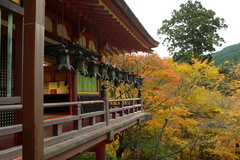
left=68, top=71, right=73, bottom=115
left=95, top=142, right=106, bottom=160
left=72, top=72, right=78, bottom=102
left=14, top=14, right=23, bottom=145
left=101, top=85, right=109, bottom=126
left=22, top=0, right=45, bottom=159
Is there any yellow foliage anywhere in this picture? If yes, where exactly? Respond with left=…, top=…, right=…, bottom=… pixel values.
left=105, top=54, right=240, bottom=160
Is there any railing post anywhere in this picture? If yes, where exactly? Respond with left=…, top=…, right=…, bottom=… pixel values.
left=131, top=99, right=134, bottom=113
left=138, top=89, right=143, bottom=111
left=101, top=85, right=109, bottom=126
left=53, top=124, right=62, bottom=136
left=120, top=100, right=124, bottom=116
left=73, top=104, right=82, bottom=130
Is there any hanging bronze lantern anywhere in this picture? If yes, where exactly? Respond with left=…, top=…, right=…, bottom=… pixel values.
left=99, top=62, right=109, bottom=80
left=116, top=67, right=124, bottom=83
left=108, top=65, right=120, bottom=87
left=108, top=65, right=116, bottom=81
left=133, top=81, right=140, bottom=89
left=133, top=76, right=144, bottom=89
left=114, top=80, right=120, bottom=87
left=122, top=69, right=129, bottom=84
left=70, top=49, right=88, bottom=76
left=74, top=55, right=88, bottom=76
left=128, top=72, right=134, bottom=84
left=137, top=76, right=144, bottom=86
left=132, top=73, right=137, bottom=84
left=54, top=44, right=74, bottom=71
left=88, top=56, right=101, bottom=78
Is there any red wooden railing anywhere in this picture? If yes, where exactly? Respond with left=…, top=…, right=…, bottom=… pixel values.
left=0, top=89, right=144, bottom=159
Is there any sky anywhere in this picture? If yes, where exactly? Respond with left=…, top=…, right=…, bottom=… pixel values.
left=124, top=0, right=240, bottom=57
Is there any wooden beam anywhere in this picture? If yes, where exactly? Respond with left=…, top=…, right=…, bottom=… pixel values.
left=22, top=0, right=45, bottom=159
left=0, top=0, right=24, bottom=15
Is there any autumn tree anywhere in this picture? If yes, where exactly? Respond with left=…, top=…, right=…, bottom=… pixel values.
left=104, top=54, right=239, bottom=160
left=157, top=0, right=228, bottom=64
left=104, top=53, right=182, bottom=159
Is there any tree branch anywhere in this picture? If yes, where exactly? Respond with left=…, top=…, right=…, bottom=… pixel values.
left=157, top=137, right=202, bottom=160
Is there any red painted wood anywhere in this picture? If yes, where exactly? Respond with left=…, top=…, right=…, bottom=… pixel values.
left=13, top=11, right=24, bottom=146
left=22, top=0, right=45, bottom=159
left=95, top=141, right=106, bottom=160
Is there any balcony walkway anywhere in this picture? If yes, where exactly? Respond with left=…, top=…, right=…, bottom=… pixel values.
left=0, top=97, right=151, bottom=160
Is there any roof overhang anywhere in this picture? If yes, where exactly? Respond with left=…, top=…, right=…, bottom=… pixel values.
left=45, top=0, right=159, bottom=55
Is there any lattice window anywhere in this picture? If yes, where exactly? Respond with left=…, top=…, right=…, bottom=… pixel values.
left=0, top=36, right=15, bottom=127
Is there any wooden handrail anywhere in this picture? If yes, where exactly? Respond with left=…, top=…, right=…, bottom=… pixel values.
left=43, top=100, right=104, bottom=108
left=0, top=104, right=22, bottom=111
left=108, top=98, right=140, bottom=102
left=0, top=96, right=21, bottom=104
left=0, top=100, right=104, bottom=111
left=0, top=98, right=140, bottom=112
left=0, top=98, right=142, bottom=134
left=0, top=96, right=144, bottom=159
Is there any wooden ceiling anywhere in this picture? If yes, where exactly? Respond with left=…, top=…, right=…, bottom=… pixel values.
left=45, top=0, right=159, bottom=55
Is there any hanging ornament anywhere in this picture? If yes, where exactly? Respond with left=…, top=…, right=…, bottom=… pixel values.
left=108, top=65, right=120, bottom=87
left=116, top=67, right=124, bottom=83
left=114, top=79, right=120, bottom=87
left=99, top=62, right=109, bottom=80
left=122, top=69, right=130, bottom=84
left=72, top=51, right=88, bottom=76
left=88, top=56, right=101, bottom=78
left=108, top=65, right=117, bottom=81
left=53, top=44, right=74, bottom=71
left=128, top=72, right=134, bottom=84
left=133, top=81, right=140, bottom=89
left=137, top=76, right=144, bottom=86
left=132, top=73, right=137, bottom=84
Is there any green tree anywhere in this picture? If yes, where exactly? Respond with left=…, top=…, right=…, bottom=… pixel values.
left=74, top=152, right=117, bottom=160
left=157, top=0, right=228, bottom=64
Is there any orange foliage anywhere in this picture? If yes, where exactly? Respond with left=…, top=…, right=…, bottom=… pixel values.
left=105, top=54, right=240, bottom=160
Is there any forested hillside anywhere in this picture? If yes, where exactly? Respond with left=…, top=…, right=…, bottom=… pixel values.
left=102, top=53, right=240, bottom=160
left=212, top=43, right=240, bottom=67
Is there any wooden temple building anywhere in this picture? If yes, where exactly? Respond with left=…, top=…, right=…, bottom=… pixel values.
left=0, top=0, right=158, bottom=159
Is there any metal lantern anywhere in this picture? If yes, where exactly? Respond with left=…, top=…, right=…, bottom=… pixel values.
left=114, top=79, right=120, bottom=87
left=88, top=57, right=100, bottom=78
left=74, top=56, right=88, bottom=76
left=99, top=62, right=109, bottom=80
left=128, top=72, right=134, bottom=84
left=54, top=44, right=74, bottom=71
left=70, top=50, right=88, bottom=75
left=122, top=69, right=129, bottom=84
left=132, top=73, right=137, bottom=83
left=133, top=81, right=140, bottom=89
left=108, top=65, right=120, bottom=87
left=116, top=67, right=124, bottom=83
left=108, top=65, right=117, bottom=81
left=137, top=76, right=144, bottom=86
